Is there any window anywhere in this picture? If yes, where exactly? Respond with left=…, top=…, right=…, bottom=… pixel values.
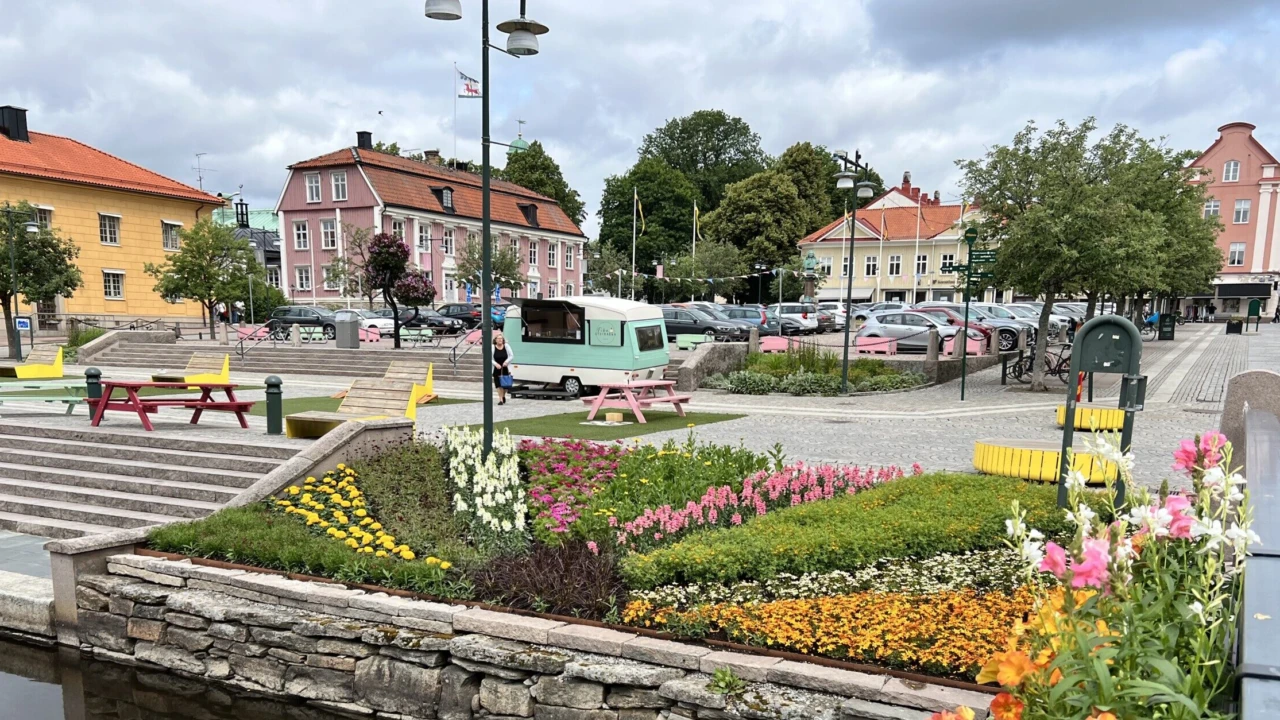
left=528, top=280, right=539, bottom=297
left=636, top=325, right=664, bottom=352
left=915, top=254, right=928, bottom=276
left=442, top=188, right=453, bottom=209
left=1228, top=243, right=1246, bottom=266
left=467, top=231, right=478, bottom=251
left=864, top=255, right=878, bottom=277
left=528, top=239, right=539, bottom=266
left=1204, top=200, right=1221, bottom=218
left=418, top=224, right=431, bottom=251
left=548, top=283, right=558, bottom=298
left=819, top=256, right=832, bottom=275
left=1224, top=160, right=1241, bottom=183
left=841, top=256, right=850, bottom=277
left=1234, top=199, right=1251, bottom=224
left=565, top=282, right=574, bottom=296
left=266, top=267, right=281, bottom=288
left=102, top=271, right=124, bottom=300
left=162, top=222, right=182, bottom=251
left=295, top=266, right=312, bottom=291
left=442, top=228, right=454, bottom=255
left=331, top=171, right=347, bottom=201
left=509, top=236, right=519, bottom=252
left=99, top=214, right=120, bottom=245
left=293, top=221, right=310, bottom=250
left=940, top=253, right=956, bottom=274
left=35, top=207, right=52, bottom=230
left=305, top=173, right=321, bottom=203
left=323, top=265, right=340, bottom=290
left=391, top=219, right=404, bottom=239
left=548, top=242, right=558, bottom=268
left=888, top=255, right=902, bottom=276
left=320, top=219, right=338, bottom=250
left=521, top=304, right=584, bottom=343
left=564, top=243, right=573, bottom=269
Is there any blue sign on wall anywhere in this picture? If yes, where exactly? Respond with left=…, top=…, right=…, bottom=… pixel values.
left=15, top=317, right=31, bottom=332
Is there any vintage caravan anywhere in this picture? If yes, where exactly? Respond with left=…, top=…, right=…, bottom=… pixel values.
left=502, top=297, right=670, bottom=397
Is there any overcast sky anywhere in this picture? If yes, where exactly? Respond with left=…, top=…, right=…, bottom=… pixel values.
left=3, top=0, right=1277, bottom=236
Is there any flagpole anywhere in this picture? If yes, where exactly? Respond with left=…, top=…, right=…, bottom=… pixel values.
left=692, top=201, right=698, bottom=260
left=453, top=62, right=458, bottom=169
left=877, top=208, right=885, bottom=302
left=630, top=186, right=637, bottom=300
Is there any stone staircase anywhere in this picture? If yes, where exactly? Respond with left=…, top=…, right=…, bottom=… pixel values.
left=0, top=423, right=299, bottom=539
left=91, top=342, right=487, bottom=382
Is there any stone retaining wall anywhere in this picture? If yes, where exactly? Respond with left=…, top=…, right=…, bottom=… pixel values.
left=73, top=554, right=993, bottom=720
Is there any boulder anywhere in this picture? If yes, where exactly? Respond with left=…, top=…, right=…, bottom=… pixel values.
left=353, top=655, right=442, bottom=717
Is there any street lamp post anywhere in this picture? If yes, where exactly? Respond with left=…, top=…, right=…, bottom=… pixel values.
left=247, top=240, right=258, bottom=325
left=1, top=203, right=40, bottom=361
left=426, top=0, right=548, bottom=455
left=832, top=151, right=875, bottom=393
left=753, top=263, right=767, bottom=305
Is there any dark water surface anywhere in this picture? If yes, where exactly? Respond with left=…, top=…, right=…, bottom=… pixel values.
left=0, top=638, right=349, bottom=720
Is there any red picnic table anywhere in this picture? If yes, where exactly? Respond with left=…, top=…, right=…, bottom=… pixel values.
left=581, top=380, right=691, bottom=424
left=87, top=381, right=255, bottom=431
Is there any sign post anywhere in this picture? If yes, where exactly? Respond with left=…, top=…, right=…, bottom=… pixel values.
left=959, top=228, right=979, bottom=401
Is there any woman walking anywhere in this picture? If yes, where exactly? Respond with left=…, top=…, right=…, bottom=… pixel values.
left=493, top=332, right=514, bottom=405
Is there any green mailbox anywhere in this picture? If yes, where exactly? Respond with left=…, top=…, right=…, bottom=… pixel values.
left=1247, top=299, right=1262, bottom=332
left=1058, top=315, right=1146, bottom=508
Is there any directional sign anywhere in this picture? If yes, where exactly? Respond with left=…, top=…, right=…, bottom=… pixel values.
left=971, top=271, right=995, bottom=280
left=946, top=263, right=969, bottom=273
left=964, top=227, right=979, bottom=243
left=970, top=250, right=997, bottom=263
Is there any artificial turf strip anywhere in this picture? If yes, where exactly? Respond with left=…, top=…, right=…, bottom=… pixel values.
left=483, top=410, right=744, bottom=441
left=248, top=395, right=474, bottom=416
left=0, top=385, right=264, bottom=399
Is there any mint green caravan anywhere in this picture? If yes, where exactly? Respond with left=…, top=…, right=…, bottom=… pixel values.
left=503, top=297, right=670, bottom=397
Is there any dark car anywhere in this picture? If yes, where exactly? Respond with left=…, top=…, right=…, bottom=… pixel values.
left=660, top=305, right=748, bottom=341
left=675, top=303, right=756, bottom=336
left=777, top=314, right=805, bottom=336
left=437, top=302, right=483, bottom=328
left=398, top=307, right=466, bottom=333
left=808, top=304, right=838, bottom=333
left=268, top=305, right=338, bottom=339
left=723, top=305, right=782, bottom=335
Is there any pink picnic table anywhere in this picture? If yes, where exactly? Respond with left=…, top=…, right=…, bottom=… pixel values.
left=581, top=380, right=691, bottom=424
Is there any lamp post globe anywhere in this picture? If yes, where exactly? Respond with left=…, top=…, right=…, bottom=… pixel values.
left=23, top=221, right=38, bottom=235
left=856, top=181, right=876, bottom=200
left=424, top=0, right=462, bottom=20
left=497, top=15, right=549, bottom=56
left=835, top=171, right=856, bottom=191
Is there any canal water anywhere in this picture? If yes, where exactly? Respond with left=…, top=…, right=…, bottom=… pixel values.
left=0, top=638, right=349, bottom=720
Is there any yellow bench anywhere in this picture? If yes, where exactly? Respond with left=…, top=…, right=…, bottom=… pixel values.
left=286, top=379, right=430, bottom=438
left=1055, top=403, right=1125, bottom=431
left=0, top=345, right=64, bottom=380
left=973, top=438, right=1116, bottom=485
left=151, top=351, right=230, bottom=385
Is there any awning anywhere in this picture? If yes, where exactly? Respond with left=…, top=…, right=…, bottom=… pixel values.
left=1216, top=282, right=1273, bottom=298
left=817, top=287, right=873, bottom=301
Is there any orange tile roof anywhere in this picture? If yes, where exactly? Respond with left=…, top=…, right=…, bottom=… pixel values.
left=0, top=131, right=222, bottom=204
left=291, top=146, right=583, bottom=236
left=800, top=204, right=964, bottom=245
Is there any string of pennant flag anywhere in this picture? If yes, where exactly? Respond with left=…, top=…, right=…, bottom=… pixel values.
left=608, top=268, right=807, bottom=283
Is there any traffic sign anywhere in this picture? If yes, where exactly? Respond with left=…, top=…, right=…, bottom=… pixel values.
left=972, top=271, right=995, bottom=279
left=964, top=227, right=978, bottom=243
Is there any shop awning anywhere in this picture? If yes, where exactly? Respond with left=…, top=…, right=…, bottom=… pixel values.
left=1216, top=282, right=1273, bottom=298
left=817, top=287, right=873, bottom=301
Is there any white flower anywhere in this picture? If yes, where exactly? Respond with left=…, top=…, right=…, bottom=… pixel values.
left=1126, top=504, right=1172, bottom=538
left=1073, top=503, right=1097, bottom=532
left=1020, top=537, right=1045, bottom=568
left=1064, top=469, right=1088, bottom=492
left=1192, top=518, right=1226, bottom=552
left=1225, top=523, right=1261, bottom=553
left=1188, top=600, right=1205, bottom=622
left=1028, top=528, right=1044, bottom=541
left=1005, top=517, right=1025, bottom=539
left=1202, top=467, right=1227, bottom=493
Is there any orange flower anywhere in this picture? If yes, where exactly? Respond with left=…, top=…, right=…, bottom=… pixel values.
left=990, top=692, right=1024, bottom=720
left=929, top=708, right=975, bottom=720
left=1086, top=713, right=1117, bottom=720
left=976, top=649, right=1034, bottom=687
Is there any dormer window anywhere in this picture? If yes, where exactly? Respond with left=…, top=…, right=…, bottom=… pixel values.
left=519, top=203, right=539, bottom=227
left=1224, top=160, right=1241, bottom=183
left=431, top=187, right=457, bottom=214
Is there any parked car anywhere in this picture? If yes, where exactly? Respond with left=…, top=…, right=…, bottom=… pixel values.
left=810, top=304, right=839, bottom=333
left=397, top=307, right=466, bottom=333
left=972, top=303, right=1043, bottom=341
left=1003, top=304, right=1065, bottom=338
left=268, top=305, right=338, bottom=339
left=767, top=303, right=819, bottom=334
left=818, top=302, right=849, bottom=328
left=777, top=314, right=806, bottom=336
left=659, top=305, right=748, bottom=341
left=925, top=303, right=1029, bottom=352
left=332, top=309, right=395, bottom=336
left=912, top=306, right=996, bottom=346
left=723, top=305, right=782, bottom=335
left=855, top=310, right=980, bottom=353
left=437, top=301, right=506, bottom=328
left=672, top=303, right=757, bottom=336
left=852, top=301, right=909, bottom=322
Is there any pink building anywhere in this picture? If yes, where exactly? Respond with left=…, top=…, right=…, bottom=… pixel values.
left=274, top=131, right=586, bottom=306
left=1189, top=122, right=1280, bottom=316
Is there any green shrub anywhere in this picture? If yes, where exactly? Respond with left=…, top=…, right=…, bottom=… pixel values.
left=725, top=370, right=776, bottom=395
left=778, top=371, right=842, bottom=396
left=700, top=373, right=731, bottom=390
left=67, top=324, right=106, bottom=349
left=620, top=472, right=1109, bottom=589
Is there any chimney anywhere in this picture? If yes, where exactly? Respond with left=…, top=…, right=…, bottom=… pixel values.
left=0, top=106, right=29, bottom=143
left=356, top=131, right=373, bottom=150
left=234, top=199, right=250, bottom=229
left=424, top=149, right=442, bottom=165
left=933, top=190, right=941, bottom=204
left=900, top=171, right=912, bottom=197
left=911, top=187, right=921, bottom=201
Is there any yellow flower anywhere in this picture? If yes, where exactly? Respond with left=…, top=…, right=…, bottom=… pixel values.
left=344, top=539, right=359, bottom=549
left=355, top=509, right=368, bottom=518
left=362, top=535, right=373, bottom=546
left=286, top=486, right=300, bottom=495
left=319, top=521, right=330, bottom=528
left=370, top=522, right=383, bottom=531
left=360, top=518, right=373, bottom=526
left=301, top=493, right=312, bottom=502
left=703, top=461, right=711, bottom=466
left=687, top=423, right=695, bottom=428
left=375, top=550, right=388, bottom=558
left=337, top=463, right=346, bottom=470
left=400, top=550, right=416, bottom=560
left=303, top=485, right=315, bottom=492
left=275, top=500, right=292, bottom=507
left=440, top=561, right=453, bottom=571
left=426, top=556, right=441, bottom=565
left=306, top=476, right=316, bottom=483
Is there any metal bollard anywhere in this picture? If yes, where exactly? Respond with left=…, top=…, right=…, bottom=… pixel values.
left=85, top=367, right=103, bottom=400
left=265, top=376, right=283, bottom=436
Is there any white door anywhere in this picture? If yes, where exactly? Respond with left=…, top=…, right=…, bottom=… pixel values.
left=444, top=273, right=458, bottom=303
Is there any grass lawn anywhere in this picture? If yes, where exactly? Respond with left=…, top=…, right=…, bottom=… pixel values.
left=249, top=394, right=474, bottom=416
left=485, top=410, right=743, bottom=441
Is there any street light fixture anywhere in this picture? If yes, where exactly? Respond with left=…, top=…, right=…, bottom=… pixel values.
left=426, top=0, right=549, bottom=455
left=831, top=151, right=875, bottom=393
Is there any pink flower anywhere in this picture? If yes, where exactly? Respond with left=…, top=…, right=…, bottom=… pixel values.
left=1172, top=439, right=1199, bottom=474
left=1200, top=431, right=1227, bottom=469
left=1164, top=494, right=1196, bottom=539
left=1071, top=537, right=1111, bottom=589
left=586, top=541, right=599, bottom=555
left=730, top=513, right=742, bottom=526
left=1039, top=541, right=1068, bottom=577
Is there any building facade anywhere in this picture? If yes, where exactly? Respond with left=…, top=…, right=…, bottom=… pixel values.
left=1188, top=122, right=1280, bottom=317
left=0, top=106, right=221, bottom=326
left=275, top=132, right=586, bottom=307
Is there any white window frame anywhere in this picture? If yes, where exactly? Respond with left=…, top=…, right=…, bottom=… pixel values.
left=331, top=171, right=348, bottom=202
left=888, top=254, right=902, bottom=276
left=102, top=270, right=125, bottom=300
left=305, top=173, right=322, bottom=203
left=1204, top=200, right=1220, bottom=218
left=528, top=239, right=539, bottom=266
left=864, top=255, right=878, bottom=277
left=528, top=280, right=539, bottom=297
left=915, top=254, right=928, bottom=276
left=295, top=266, right=313, bottom=291
left=547, top=241, right=558, bottom=268
left=564, top=243, right=573, bottom=269
left=442, top=228, right=455, bottom=256
left=940, top=253, right=956, bottom=275
left=548, top=282, right=558, bottom=299
left=162, top=221, right=182, bottom=252
left=418, top=223, right=432, bottom=251
left=818, top=256, right=832, bottom=275
left=391, top=218, right=405, bottom=239
left=1234, top=199, right=1251, bottom=224
left=34, top=206, right=52, bottom=230
left=320, top=219, right=338, bottom=250
left=266, top=266, right=281, bottom=289
left=293, top=220, right=311, bottom=250
left=442, top=188, right=453, bottom=209
left=1224, top=160, right=1241, bottom=183
left=841, top=255, right=850, bottom=277
left=565, top=282, right=574, bottom=296
left=323, top=265, right=341, bottom=291
left=99, top=213, right=120, bottom=246
left=1228, top=242, right=1246, bottom=266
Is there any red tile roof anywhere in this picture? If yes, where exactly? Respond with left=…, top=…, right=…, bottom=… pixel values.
left=291, top=147, right=583, bottom=237
left=800, top=204, right=964, bottom=245
left=0, top=132, right=222, bottom=204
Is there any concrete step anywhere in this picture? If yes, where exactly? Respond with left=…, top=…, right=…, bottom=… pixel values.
left=0, top=463, right=239, bottom=503
left=0, top=423, right=301, bottom=460
left=0, top=510, right=119, bottom=540
left=0, top=456, right=258, bottom=490
left=0, top=433, right=283, bottom=474
left=0, top=478, right=221, bottom=519
left=0, top=492, right=176, bottom=529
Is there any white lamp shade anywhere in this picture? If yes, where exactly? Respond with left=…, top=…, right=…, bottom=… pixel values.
left=857, top=186, right=875, bottom=199
left=424, top=0, right=462, bottom=20
left=835, top=171, right=856, bottom=190
left=506, top=29, right=539, bottom=56
left=23, top=221, right=39, bottom=234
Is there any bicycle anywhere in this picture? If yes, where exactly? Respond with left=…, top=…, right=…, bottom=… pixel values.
left=1010, top=343, right=1073, bottom=384
left=1140, top=320, right=1157, bottom=342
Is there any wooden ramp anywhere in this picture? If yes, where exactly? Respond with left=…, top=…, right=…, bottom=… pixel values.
left=973, top=438, right=1116, bottom=485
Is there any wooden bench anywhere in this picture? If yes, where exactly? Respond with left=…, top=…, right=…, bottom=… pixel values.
left=582, top=380, right=690, bottom=424
left=237, top=325, right=272, bottom=340
left=0, top=345, right=64, bottom=380
left=676, top=334, right=713, bottom=351
left=855, top=336, right=897, bottom=355
left=943, top=336, right=985, bottom=356
left=758, top=336, right=793, bottom=353
left=286, top=379, right=430, bottom=438
left=151, top=351, right=230, bottom=384
left=2, top=383, right=85, bottom=415
left=360, top=327, right=381, bottom=343
left=399, top=327, right=437, bottom=347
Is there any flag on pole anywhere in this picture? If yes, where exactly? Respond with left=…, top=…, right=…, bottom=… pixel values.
left=637, top=196, right=646, bottom=235
left=457, top=69, right=481, bottom=98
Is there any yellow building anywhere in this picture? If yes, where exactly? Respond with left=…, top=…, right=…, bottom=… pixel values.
left=0, top=106, right=222, bottom=327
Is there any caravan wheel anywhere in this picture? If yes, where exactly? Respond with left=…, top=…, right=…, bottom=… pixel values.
left=561, top=376, right=583, bottom=399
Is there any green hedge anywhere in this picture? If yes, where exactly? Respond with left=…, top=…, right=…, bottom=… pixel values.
left=620, top=472, right=1105, bottom=589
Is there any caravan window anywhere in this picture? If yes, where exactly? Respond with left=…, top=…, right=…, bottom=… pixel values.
left=635, top=325, right=665, bottom=352
left=521, top=305, right=585, bottom=344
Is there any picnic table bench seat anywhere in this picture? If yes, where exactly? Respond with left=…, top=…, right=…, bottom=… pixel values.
left=0, top=345, right=64, bottom=380
left=151, top=351, right=230, bottom=384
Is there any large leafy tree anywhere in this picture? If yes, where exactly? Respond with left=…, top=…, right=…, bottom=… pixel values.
left=584, top=242, right=635, bottom=298
left=638, top=110, right=768, bottom=210
left=145, top=218, right=258, bottom=337
left=0, top=201, right=83, bottom=358
left=700, top=170, right=809, bottom=268
left=597, top=157, right=699, bottom=273
left=455, top=234, right=526, bottom=296
left=658, top=240, right=749, bottom=302
left=775, top=142, right=838, bottom=233
left=498, top=141, right=585, bottom=226
left=364, top=233, right=412, bottom=348
left=328, top=223, right=378, bottom=306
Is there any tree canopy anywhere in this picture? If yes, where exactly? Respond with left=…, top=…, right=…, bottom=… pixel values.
left=498, top=140, right=586, bottom=226
left=584, top=242, right=635, bottom=298
left=657, top=240, right=749, bottom=302
left=145, top=219, right=257, bottom=335
left=597, top=157, right=699, bottom=271
left=638, top=110, right=768, bottom=211
left=0, top=201, right=83, bottom=357
left=700, top=170, right=809, bottom=268
left=455, top=233, right=526, bottom=295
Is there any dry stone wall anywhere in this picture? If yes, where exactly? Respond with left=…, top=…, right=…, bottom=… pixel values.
left=69, top=554, right=994, bottom=720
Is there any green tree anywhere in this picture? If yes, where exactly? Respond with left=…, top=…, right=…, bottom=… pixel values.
left=597, top=157, right=699, bottom=272
left=145, top=219, right=258, bottom=337
left=497, top=140, right=585, bottom=226
left=658, top=240, right=748, bottom=302
left=455, top=233, right=526, bottom=297
left=700, top=171, right=809, bottom=268
left=329, top=223, right=378, bottom=306
left=775, top=142, right=838, bottom=233
left=0, top=201, right=83, bottom=358
left=585, top=242, right=635, bottom=298
left=364, top=233, right=412, bottom=348
left=638, top=110, right=768, bottom=210
left=767, top=259, right=813, bottom=305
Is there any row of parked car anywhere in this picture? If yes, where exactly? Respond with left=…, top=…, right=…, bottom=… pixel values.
left=852, top=300, right=1095, bottom=353
left=266, top=303, right=486, bottom=339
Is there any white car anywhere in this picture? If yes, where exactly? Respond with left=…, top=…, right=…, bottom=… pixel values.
left=333, top=309, right=396, bottom=336
left=767, top=302, right=819, bottom=334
